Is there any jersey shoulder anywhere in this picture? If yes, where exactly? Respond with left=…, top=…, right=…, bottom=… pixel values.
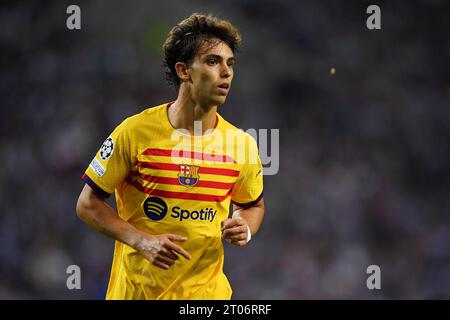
left=121, top=102, right=169, bottom=130
left=217, top=113, right=258, bottom=148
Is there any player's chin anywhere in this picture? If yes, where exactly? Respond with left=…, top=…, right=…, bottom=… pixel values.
left=212, top=95, right=227, bottom=105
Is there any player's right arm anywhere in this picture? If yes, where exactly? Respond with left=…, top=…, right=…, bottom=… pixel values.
left=77, top=120, right=190, bottom=269
left=76, top=184, right=191, bottom=269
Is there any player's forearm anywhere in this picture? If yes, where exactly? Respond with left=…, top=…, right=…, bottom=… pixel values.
left=76, top=192, right=143, bottom=249
left=232, top=199, right=265, bottom=236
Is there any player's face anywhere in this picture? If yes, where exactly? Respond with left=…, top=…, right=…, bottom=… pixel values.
left=187, top=39, right=235, bottom=107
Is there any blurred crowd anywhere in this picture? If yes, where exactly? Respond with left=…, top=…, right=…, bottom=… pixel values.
left=0, top=0, right=449, bottom=299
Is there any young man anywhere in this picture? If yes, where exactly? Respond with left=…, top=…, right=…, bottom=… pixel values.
left=76, top=13, right=264, bottom=300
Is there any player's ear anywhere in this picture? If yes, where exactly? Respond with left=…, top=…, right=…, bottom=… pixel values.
left=175, top=62, right=191, bottom=82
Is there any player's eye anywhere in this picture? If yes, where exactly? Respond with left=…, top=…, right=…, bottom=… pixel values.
left=207, top=59, right=218, bottom=65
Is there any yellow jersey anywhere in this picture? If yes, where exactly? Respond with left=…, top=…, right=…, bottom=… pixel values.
left=82, top=102, right=263, bottom=300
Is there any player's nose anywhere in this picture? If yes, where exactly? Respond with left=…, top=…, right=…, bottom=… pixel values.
left=220, top=62, right=232, bottom=78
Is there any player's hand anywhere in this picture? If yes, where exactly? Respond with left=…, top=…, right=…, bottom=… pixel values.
left=221, top=217, right=250, bottom=247
left=135, top=233, right=191, bottom=270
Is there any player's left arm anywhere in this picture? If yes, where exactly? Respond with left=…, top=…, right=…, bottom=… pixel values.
left=221, top=197, right=265, bottom=247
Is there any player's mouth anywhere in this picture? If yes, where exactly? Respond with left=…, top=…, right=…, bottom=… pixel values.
left=217, top=83, right=230, bottom=95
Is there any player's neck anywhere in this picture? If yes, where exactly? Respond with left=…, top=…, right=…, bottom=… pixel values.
left=168, top=89, right=218, bottom=135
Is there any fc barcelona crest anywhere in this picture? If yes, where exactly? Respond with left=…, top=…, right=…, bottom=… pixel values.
left=178, top=164, right=200, bottom=187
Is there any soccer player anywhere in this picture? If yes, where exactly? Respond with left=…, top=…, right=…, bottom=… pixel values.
left=76, top=13, right=265, bottom=300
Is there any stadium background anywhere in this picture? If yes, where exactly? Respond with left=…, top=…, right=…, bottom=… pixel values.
left=1, top=0, right=449, bottom=299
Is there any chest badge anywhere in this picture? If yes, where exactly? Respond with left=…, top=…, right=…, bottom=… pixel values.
left=178, top=164, right=200, bottom=187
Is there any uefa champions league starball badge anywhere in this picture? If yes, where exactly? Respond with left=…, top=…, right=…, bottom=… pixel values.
left=100, top=137, right=114, bottom=160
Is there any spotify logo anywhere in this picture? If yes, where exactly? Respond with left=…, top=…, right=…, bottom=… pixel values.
left=143, top=197, right=168, bottom=221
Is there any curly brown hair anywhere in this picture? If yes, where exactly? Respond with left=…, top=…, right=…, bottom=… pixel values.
left=163, top=13, right=242, bottom=89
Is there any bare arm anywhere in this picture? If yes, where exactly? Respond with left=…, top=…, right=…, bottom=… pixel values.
left=76, top=184, right=191, bottom=269
left=221, top=197, right=265, bottom=247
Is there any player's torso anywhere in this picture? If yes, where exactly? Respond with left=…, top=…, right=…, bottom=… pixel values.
left=118, top=107, right=245, bottom=245
left=104, top=104, right=250, bottom=299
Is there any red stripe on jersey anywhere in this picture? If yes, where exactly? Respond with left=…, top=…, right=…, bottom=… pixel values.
left=130, top=180, right=232, bottom=202
left=139, top=173, right=234, bottom=190
left=136, top=161, right=240, bottom=177
left=142, top=149, right=236, bottom=164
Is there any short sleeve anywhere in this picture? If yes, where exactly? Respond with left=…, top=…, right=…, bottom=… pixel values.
left=82, top=120, right=132, bottom=197
left=231, top=134, right=264, bottom=208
